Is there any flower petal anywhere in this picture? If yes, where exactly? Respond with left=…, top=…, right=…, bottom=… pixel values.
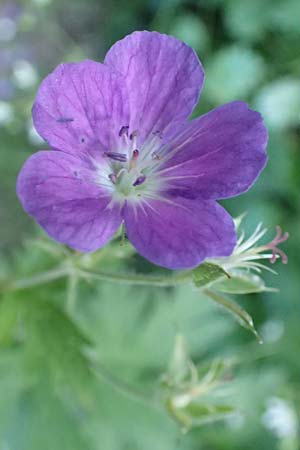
left=17, top=151, right=122, bottom=251
left=124, top=197, right=236, bottom=270
left=32, top=61, right=129, bottom=156
left=104, top=31, right=204, bottom=144
left=159, top=102, right=268, bottom=200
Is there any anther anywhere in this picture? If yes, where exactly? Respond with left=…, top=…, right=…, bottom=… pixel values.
left=118, top=126, right=129, bottom=137
left=108, top=173, right=117, bottom=184
left=266, top=226, right=289, bottom=264
left=129, top=130, right=138, bottom=140
left=133, top=175, right=146, bottom=187
left=151, top=152, right=160, bottom=160
left=104, top=151, right=128, bottom=162
left=132, top=149, right=139, bottom=159
left=152, top=130, right=162, bottom=138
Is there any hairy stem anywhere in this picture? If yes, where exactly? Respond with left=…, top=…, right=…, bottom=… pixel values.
left=2, top=267, right=69, bottom=292
left=1, top=265, right=192, bottom=293
left=76, top=268, right=192, bottom=287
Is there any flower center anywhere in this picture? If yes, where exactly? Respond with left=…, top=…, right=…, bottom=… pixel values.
left=99, top=126, right=164, bottom=203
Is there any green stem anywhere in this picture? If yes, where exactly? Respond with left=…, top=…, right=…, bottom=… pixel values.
left=76, top=268, right=192, bottom=287
left=2, top=267, right=69, bottom=292
left=1, top=266, right=192, bottom=294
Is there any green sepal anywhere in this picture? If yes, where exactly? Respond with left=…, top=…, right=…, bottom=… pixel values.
left=192, top=263, right=230, bottom=287
left=166, top=397, right=236, bottom=432
left=213, top=272, right=277, bottom=294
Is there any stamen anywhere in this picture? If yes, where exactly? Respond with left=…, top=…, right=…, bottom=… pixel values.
left=133, top=175, right=146, bottom=187
left=118, top=126, right=129, bottom=137
left=116, top=168, right=126, bottom=178
left=152, top=130, right=162, bottom=138
left=104, top=151, right=128, bottom=162
left=266, top=226, right=289, bottom=264
left=130, top=130, right=138, bottom=140
left=151, top=152, right=160, bottom=160
left=108, top=173, right=117, bottom=184
left=132, top=149, right=139, bottom=159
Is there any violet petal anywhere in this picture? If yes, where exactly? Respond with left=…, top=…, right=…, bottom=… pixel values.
left=32, top=60, right=129, bottom=155
left=160, top=101, right=268, bottom=200
left=104, top=31, right=204, bottom=144
left=17, top=151, right=122, bottom=251
left=124, top=197, right=236, bottom=269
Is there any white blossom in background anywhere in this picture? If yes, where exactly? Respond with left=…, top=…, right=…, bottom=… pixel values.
left=260, top=319, right=285, bottom=344
left=262, top=397, right=298, bottom=439
left=13, top=60, right=38, bottom=89
left=0, top=101, right=14, bottom=125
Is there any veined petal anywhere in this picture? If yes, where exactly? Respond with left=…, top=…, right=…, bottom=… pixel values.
left=124, top=197, right=236, bottom=270
left=158, top=101, right=268, bottom=200
left=104, top=31, right=204, bottom=144
left=32, top=61, right=129, bottom=156
left=17, top=151, right=122, bottom=251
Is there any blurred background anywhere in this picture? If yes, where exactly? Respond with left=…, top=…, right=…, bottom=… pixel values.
left=0, top=0, right=300, bottom=449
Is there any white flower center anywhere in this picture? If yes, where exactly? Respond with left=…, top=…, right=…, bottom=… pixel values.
left=95, top=127, right=166, bottom=204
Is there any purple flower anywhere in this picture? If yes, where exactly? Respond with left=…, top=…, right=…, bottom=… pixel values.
left=17, top=31, right=268, bottom=270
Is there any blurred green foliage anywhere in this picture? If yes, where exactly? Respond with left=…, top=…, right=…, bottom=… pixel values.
left=0, top=0, right=300, bottom=449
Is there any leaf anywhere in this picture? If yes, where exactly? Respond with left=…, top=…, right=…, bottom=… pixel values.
left=225, top=0, right=272, bottom=42
left=204, top=45, right=266, bottom=103
left=0, top=292, right=95, bottom=406
left=254, top=78, right=300, bottom=129
left=192, top=263, right=229, bottom=288
left=0, top=295, right=20, bottom=345
left=4, top=382, right=89, bottom=450
left=171, top=14, right=209, bottom=52
left=203, top=289, right=262, bottom=343
left=213, top=272, right=277, bottom=294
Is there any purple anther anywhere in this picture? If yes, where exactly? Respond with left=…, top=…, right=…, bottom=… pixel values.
left=104, top=152, right=128, bottom=162
left=119, top=125, right=129, bottom=137
left=133, top=175, right=146, bottom=187
left=108, top=173, right=117, bottom=184
left=130, top=130, right=138, bottom=140
left=152, top=130, right=162, bottom=138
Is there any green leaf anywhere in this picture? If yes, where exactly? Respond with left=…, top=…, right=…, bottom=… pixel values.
left=0, top=295, right=20, bottom=345
left=254, top=78, right=300, bottom=129
left=170, top=14, right=209, bottom=53
left=192, top=263, right=229, bottom=288
left=213, top=272, right=277, bottom=294
left=204, top=45, right=266, bottom=103
left=203, top=289, right=262, bottom=342
left=225, top=0, right=272, bottom=42
left=5, top=382, right=89, bottom=450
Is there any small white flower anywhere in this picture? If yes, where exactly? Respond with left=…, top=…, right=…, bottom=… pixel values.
left=262, top=397, right=298, bottom=438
